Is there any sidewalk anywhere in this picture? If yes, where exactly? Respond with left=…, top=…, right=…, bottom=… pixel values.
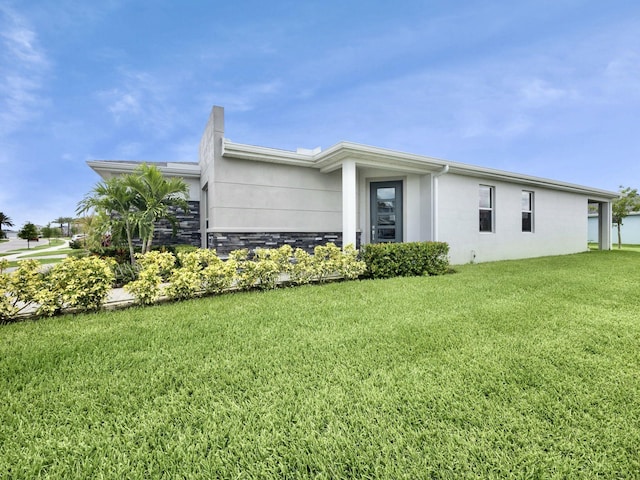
left=1, top=240, right=70, bottom=272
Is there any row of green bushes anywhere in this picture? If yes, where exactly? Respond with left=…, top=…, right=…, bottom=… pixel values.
left=0, top=241, right=449, bottom=321
left=361, top=241, right=450, bottom=278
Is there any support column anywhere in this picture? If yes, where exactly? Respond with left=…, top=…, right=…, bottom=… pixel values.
left=342, top=160, right=357, bottom=248
left=599, top=202, right=612, bottom=250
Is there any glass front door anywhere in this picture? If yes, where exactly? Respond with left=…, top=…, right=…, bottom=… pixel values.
left=370, top=181, right=403, bottom=243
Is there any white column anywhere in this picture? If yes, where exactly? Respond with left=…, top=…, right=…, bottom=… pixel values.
left=342, top=160, right=357, bottom=248
left=599, top=202, right=612, bottom=250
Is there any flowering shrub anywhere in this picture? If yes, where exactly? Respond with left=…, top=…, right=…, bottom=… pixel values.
left=339, top=244, right=367, bottom=279
left=0, top=259, right=43, bottom=321
left=312, top=242, right=344, bottom=282
left=165, top=249, right=218, bottom=300
left=1, top=242, right=368, bottom=320
left=228, top=249, right=257, bottom=290
left=124, top=251, right=175, bottom=305
left=290, top=248, right=315, bottom=285
left=251, top=245, right=293, bottom=290
left=37, top=256, right=116, bottom=316
left=201, top=251, right=236, bottom=294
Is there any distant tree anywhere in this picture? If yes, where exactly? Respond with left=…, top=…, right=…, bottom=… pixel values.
left=612, top=186, right=640, bottom=249
left=18, top=222, right=39, bottom=249
left=40, top=223, right=57, bottom=244
left=62, top=216, right=74, bottom=237
left=53, top=216, right=66, bottom=236
left=0, top=212, right=14, bottom=239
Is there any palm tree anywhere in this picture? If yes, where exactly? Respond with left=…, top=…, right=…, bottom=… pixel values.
left=77, top=176, right=139, bottom=264
left=53, top=216, right=66, bottom=236
left=0, top=212, right=14, bottom=239
left=62, top=217, right=74, bottom=237
left=125, top=164, right=189, bottom=254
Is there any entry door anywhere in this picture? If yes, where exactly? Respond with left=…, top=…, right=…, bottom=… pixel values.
left=370, top=181, right=403, bottom=243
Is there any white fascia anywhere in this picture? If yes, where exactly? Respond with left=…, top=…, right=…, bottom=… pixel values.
left=221, top=139, right=619, bottom=199
left=87, top=160, right=201, bottom=180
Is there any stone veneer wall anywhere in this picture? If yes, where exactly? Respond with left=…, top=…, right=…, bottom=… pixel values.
left=207, top=232, right=362, bottom=256
left=151, top=201, right=201, bottom=247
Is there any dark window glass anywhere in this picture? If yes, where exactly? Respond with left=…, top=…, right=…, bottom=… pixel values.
left=479, top=210, right=493, bottom=232
left=522, top=212, right=532, bottom=232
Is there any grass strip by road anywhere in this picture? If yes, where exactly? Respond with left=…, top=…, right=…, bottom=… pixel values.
left=1, top=250, right=639, bottom=478
left=16, top=248, right=75, bottom=258
left=3, top=258, right=64, bottom=269
left=0, top=238, right=65, bottom=254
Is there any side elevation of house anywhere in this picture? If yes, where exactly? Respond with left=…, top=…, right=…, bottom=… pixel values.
left=89, top=105, right=618, bottom=264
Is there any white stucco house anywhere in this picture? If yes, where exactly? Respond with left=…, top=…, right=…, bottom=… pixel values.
left=88, top=106, right=617, bottom=264
left=589, top=212, right=640, bottom=245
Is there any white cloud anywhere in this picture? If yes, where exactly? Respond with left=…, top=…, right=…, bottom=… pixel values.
left=0, top=4, right=50, bottom=137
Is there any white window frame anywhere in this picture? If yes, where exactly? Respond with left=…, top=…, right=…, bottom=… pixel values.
left=479, top=185, right=495, bottom=233
left=522, top=190, right=534, bottom=233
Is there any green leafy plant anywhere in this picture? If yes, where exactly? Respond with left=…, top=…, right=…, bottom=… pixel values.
left=36, top=256, right=116, bottom=316
left=124, top=251, right=175, bottom=304
left=361, top=241, right=450, bottom=279
left=0, top=259, right=43, bottom=321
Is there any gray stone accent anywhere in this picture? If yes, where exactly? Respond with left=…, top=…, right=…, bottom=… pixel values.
left=151, top=201, right=201, bottom=247
left=207, top=232, right=361, bottom=256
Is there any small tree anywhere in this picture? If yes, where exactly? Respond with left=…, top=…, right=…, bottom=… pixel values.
left=40, top=223, right=57, bottom=244
left=18, top=222, right=39, bottom=249
left=612, top=186, right=640, bottom=249
left=52, top=217, right=66, bottom=236
left=0, top=212, right=14, bottom=239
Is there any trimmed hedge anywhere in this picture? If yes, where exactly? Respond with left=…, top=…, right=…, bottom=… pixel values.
left=361, top=241, right=449, bottom=279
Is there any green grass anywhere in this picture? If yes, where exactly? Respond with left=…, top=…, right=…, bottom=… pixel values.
left=1, top=250, right=639, bottom=478
left=3, top=257, right=64, bottom=269
left=16, top=248, right=74, bottom=258
left=0, top=238, right=65, bottom=255
left=588, top=242, right=640, bottom=252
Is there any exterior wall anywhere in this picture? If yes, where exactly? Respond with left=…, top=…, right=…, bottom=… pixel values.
left=208, top=231, right=361, bottom=256
left=211, top=156, right=343, bottom=232
left=437, top=174, right=589, bottom=264
left=589, top=212, right=640, bottom=244
left=149, top=201, right=201, bottom=247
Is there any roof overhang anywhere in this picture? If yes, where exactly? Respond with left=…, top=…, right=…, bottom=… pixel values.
left=87, top=160, right=201, bottom=180
left=222, top=139, right=619, bottom=199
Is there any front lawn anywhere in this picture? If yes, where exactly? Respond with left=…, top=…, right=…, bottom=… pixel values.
left=1, top=250, right=639, bottom=478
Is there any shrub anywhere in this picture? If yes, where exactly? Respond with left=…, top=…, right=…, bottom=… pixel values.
left=124, top=251, right=175, bottom=304
left=252, top=246, right=293, bottom=290
left=312, top=242, right=344, bottom=282
left=36, top=256, right=116, bottom=316
left=112, top=262, right=139, bottom=287
left=165, top=249, right=218, bottom=300
left=201, top=251, right=235, bottom=294
left=290, top=248, right=315, bottom=285
left=228, top=249, right=258, bottom=290
left=361, top=241, right=449, bottom=279
left=0, top=259, right=44, bottom=321
left=67, top=249, right=91, bottom=259
left=339, top=244, right=367, bottom=280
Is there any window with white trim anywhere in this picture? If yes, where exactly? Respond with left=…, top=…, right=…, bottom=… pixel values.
left=479, top=185, right=494, bottom=232
left=522, top=191, right=533, bottom=232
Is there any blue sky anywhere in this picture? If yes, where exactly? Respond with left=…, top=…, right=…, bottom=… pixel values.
left=1, top=0, right=639, bottom=228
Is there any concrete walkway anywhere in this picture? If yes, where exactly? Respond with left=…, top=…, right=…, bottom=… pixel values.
left=1, top=239, right=70, bottom=273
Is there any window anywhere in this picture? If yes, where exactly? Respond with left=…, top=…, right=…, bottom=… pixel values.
left=522, top=191, right=533, bottom=232
left=479, top=185, right=494, bottom=232
left=202, top=183, right=209, bottom=229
